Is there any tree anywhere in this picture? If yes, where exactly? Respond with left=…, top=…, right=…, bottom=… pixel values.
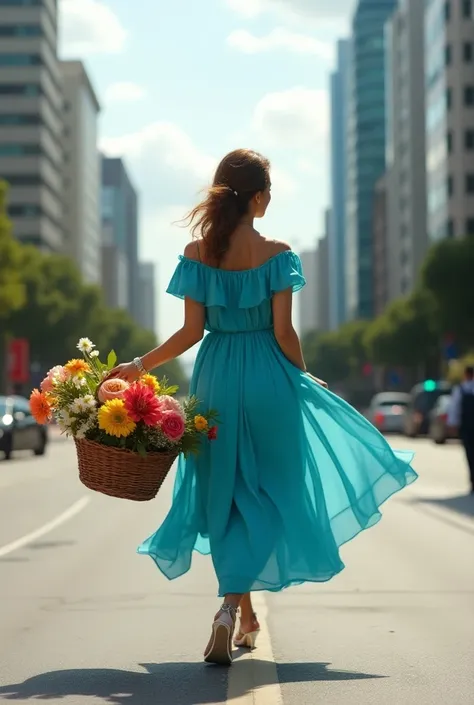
left=421, top=236, right=474, bottom=349
left=0, top=181, right=26, bottom=391
left=365, top=289, right=439, bottom=369
left=303, top=329, right=351, bottom=383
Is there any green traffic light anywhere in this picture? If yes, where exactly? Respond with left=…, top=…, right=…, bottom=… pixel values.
left=423, top=380, right=437, bottom=392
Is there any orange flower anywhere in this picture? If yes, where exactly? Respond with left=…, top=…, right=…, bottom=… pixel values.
left=29, top=389, right=52, bottom=425
left=65, top=359, right=90, bottom=376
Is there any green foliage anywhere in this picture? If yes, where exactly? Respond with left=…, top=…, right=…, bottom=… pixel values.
left=0, top=181, right=25, bottom=318
left=303, top=320, right=371, bottom=384
left=365, top=290, right=439, bottom=367
left=421, top=236, right=474, bottom=348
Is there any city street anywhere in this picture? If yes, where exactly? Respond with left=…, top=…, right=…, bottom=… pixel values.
left=0, top=434, right=473, bottom=705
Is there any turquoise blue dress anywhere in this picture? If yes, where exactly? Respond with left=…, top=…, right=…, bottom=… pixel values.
left=138, top=251, right=417, bottom=596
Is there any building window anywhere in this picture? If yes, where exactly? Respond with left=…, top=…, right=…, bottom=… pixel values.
left=0, top=114, right=41, bottom=126
left=448, top=175, right=454, bottom=197
left=4, top=175, right=40, bottom=187
left=0, top=25, right=42, bottom=37
left=466, top=130, right=474, bottom=149
left=447, top=87, right=452, bottom=109
left=447, top=131, right=453, bottom=152
left=0, top=143, right=41, bottom=156
left=465, top=86, right=474, bottom=106
left=465, top=42, right=473, bottom=62
left=463, top=0, right=472, bottom=18
left=0, top=0, right=41, bottom=5
left=0, top=54, right=42, bottom=66
left=8, top=204, right=41, bottom=217
left=467, top=218, right=474, bottom=235
left=445, top=1, right=451, bottom=20
left=466, top=174, right=474, bottom=193
left=0, top=83, right=40, bottom=96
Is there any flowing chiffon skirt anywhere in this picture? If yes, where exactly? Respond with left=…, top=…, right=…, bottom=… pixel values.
left=138, top=329, right=417, bottom=596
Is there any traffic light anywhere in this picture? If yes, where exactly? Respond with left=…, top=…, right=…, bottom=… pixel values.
left=423, top=380, right=437, bottom=392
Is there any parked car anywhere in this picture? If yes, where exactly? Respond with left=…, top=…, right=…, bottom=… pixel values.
left=403, top=381, right=452, bottom=438
left=366, top=392, right=411, bottom=434
left=429, top=393, right=458, bottom=444
left=0, top=395, right=48, bottom=460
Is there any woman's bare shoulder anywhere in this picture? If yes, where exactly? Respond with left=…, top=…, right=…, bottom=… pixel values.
left=183, top=240, right=203, bottom=261
left=262, top=238, right=292, bottom=256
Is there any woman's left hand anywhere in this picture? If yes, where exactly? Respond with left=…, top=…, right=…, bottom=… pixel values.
left=106, top=361, right=142, bottom=383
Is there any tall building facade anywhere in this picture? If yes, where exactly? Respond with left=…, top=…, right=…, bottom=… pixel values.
left=61, top=60, right=101, bottom=284
left=425, top=0, right=474, bottom=241
left=137, top=262, right=156, bottom=335
left=0, top=0, right=63, bottom=252
left=346, top=0, right=398, bottom=320
left=385, top=0, right=428, bottom=300
left=372, top=173, right=389, bottom=317
left=317, top=213, right=331, bottom=333
left=329, top=39, right=350, bottom=330
left=299, top=249, right=318, bottom=337
left=101, top=156, right=139, bottom=318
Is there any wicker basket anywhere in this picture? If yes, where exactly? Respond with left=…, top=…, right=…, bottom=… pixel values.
left=74, top=438, right=179, bottom=501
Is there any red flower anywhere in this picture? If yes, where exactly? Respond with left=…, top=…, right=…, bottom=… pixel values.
left=208, top=425, right=218, bottom=441
left=123, top=383, right=163, bottom=425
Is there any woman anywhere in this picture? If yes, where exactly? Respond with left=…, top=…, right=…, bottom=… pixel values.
left=108, top=149, right=417, bottom=665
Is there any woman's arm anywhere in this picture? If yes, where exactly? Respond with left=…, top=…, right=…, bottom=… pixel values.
left=272, top=288, right=307, bottom=371
left=272, top=289, right=328, bottom=388
left=107, top=297, right=205, bottom=381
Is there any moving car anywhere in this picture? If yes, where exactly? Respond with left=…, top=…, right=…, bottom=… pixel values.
left=367, top=392, right=410, bottom=434
left=403, top=381, right=452, bottom=438
left=429, top=394, right=457, bottom=444
left=0, top=395, right=48, bottom=460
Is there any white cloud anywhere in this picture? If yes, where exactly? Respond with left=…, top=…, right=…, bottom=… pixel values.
left=226, top=0, right=353, bottom=21
left=59, top=0, right=127, bottom=56
left=104, top=82, right=147, bottom=104
left=253, top=87, right=329, bottom=148
left=227, top=28, right=333, bottom=60
left=100, top=122, right=216, bottom=206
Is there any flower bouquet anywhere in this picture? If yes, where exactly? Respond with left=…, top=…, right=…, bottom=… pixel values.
left=30, top=338, right=218, bottom=501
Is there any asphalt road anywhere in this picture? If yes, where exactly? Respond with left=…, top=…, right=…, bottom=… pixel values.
left=0, top=433, right=473, bottom=705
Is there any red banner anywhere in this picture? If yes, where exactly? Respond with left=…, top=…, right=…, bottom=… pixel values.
left=7, top=338, right=29, bottom=384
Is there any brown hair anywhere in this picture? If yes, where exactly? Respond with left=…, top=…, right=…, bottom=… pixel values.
left=185, top=148, right=270, bottom=264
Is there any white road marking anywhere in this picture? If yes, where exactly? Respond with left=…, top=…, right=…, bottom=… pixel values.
left=227, top=592, right=283, bottom=705
left=0, top=496, right=90, bottom=558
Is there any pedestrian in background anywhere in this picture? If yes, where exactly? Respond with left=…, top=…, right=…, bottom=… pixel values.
left=448, top=365, right=474, bottom=493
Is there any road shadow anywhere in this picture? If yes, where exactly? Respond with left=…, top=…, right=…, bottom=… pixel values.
left=416, top=493, right=474, bottom=519
left=0, top=660, right=385, bottom=703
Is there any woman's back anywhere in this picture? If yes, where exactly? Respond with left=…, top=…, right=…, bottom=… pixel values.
left=168, top=231, right=305, bottom=334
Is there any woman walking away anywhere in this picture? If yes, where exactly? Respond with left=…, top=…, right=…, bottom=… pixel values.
left=107, top=149, right=417, bottom=665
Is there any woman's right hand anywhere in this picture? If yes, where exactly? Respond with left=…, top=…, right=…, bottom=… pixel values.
left=307, top=372, right=328, bottom=389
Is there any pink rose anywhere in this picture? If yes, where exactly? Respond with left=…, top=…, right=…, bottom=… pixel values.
left=41, top=365, right=68, bottom=393
left=159, top=395, right=185, bottom=419
left=98, top=378, right=130, bottom=403
left=161, top=410, right=185, bottom=441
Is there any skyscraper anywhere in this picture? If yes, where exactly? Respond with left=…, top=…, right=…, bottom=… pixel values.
left=137, top=262, right=157, bottom=335
left=0, top=0, right=63, bottom=252
left=385, top=0, right=427, bottom=300
left=425, top=0, right=474, bottom=241
left=299, top=249, right=318, bottom=337
left=345, top=0, right=398, bottom=320
left=101, top=156, right=139, bottom=320
left=329, top=39, right=350, bottom=330
left=61, top=60, right=101, bottom=284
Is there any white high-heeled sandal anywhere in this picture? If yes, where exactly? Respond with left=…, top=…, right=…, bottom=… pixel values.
left=233, top=611, right=260, bottom=649
left=204, top=603, right=237, bottom=665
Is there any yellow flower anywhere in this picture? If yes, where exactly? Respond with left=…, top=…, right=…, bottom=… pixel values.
left=141, top=373, right=160, bottom=393
left=65, top=359, right=90, bottom=376
left=194, top=414, right=208, bottom=432
left=98, top=399, right=136, bottom=438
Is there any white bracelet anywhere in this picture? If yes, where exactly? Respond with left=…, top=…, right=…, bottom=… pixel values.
left=133, top=357, right=146, bottom=375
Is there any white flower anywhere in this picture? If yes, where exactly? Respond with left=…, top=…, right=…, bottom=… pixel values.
left=72, top=376, right=87, bottom=389
left=75, top=426, right=86, bottom=440
left=83, top=394, right=97, bottom=409
left=90, top=350, right=100, bottom=358
left=70, top=397, right=91, bottom=414
left=77, top=338, right=95, bottom=354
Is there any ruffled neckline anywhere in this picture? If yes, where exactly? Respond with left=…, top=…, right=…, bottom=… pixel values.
left=178, top=250, right=290, bottom=274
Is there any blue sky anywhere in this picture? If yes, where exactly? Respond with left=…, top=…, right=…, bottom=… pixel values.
left=59, top=0, right=351, bottom=351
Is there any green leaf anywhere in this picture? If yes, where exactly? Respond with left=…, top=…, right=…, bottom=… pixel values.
left=137, top=442, right=147, bottom=458
left=107, top=349, right=117, bottom=369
